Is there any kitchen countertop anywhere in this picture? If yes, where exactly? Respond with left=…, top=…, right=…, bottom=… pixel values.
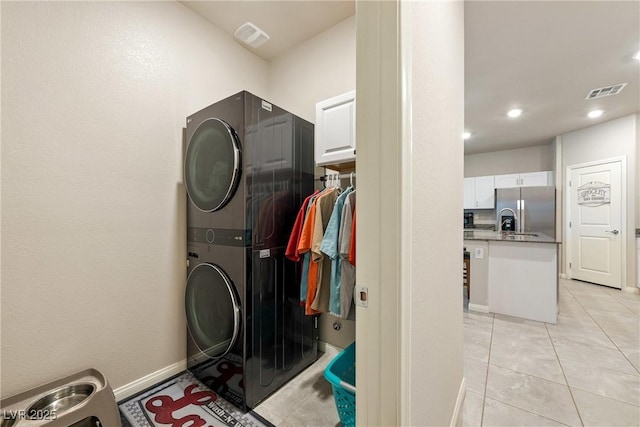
left=464, top=224, right=496, bottom=231
left=464, top=230, right=559, bottom=244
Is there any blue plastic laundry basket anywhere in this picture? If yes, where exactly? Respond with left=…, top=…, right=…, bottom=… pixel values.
left=324, top=341, right=356, bottom=427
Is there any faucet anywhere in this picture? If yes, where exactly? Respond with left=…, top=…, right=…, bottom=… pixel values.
left=497, top=207, right=518, bottom=232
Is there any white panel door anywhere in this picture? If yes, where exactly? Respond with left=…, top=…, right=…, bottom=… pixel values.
left=463, top=178, right=475, bottom=209
left=475, top=176, right=495, bottom=209
left=569, top=160, right=623, bottom=288
left=494, top=173, right=519, bottom=188
left=520, top=171, right=551, bottom=187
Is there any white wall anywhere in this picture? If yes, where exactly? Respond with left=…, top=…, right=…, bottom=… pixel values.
left=637, top=114, right=640, bottom=227
left=406, top=1, right=465, bottom=424
left=1, top=1, right=269, bottom=397
left=464, top=144, right=553, bottom=177
left=267, top=16, right=357, bottom=349
left=268, top=16, right=356, bottom=124
left=561, top=114, right=638, bottom=289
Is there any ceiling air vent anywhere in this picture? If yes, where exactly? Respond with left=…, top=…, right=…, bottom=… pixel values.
left=585, top=83, right=627, bottom=100
left=234, top=22, right=270, bottom=49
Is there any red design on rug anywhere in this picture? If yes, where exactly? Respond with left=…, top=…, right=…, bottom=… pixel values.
left=145, top=384, right=217, bottom=427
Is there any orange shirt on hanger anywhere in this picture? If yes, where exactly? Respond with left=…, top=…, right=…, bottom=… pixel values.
left=286, top=190, right=319, bottom=262
left=298, top=194, right=321, bottom=315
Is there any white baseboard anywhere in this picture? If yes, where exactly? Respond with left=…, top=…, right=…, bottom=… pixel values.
left=559, top=273, right=568, bottom=279
left=623, top=286, right=640, bottom=294
left=450, top=377, right=466, bottom=427
left=114, top=359, right=186, bottom=402
left=468, top=303, right=489, bottom=313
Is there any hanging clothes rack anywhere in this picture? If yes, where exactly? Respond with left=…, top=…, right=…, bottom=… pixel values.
left=292, top=170, right=357, bottom=319
left=318, top=172, right=356, bottom=187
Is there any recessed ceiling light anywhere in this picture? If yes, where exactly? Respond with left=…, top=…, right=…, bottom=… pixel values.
left=507, top=109, right=522, bottom=118
left=588, top=110, right=603, bottom=118
left=462, top=132, right=471, bottom=140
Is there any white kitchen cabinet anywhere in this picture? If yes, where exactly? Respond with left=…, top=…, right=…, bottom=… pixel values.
left=315, top=90, right=356, bottom=166
left=488, top=241, right=558, bottom=323
left=464, top=175, right=495, bottom=209
left=521, top=171, right=553, bottom=186
left=475, top=176, right=495, bottom=208
left=494, top=171, right=553, bottom=188
left=463, top=178, right=475, bottom=209
left=494, top=174, right=520, bottom=188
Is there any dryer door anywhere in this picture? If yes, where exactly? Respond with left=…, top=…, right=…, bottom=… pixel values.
left=185, top=118, right=241, bottom=212
left=185, top=263, right=240, bottom=360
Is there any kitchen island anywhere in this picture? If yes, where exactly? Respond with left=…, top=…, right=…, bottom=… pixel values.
left=464, top=230, right=559, bottom=323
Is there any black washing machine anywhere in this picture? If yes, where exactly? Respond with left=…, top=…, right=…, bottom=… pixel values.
left=184, top=91, right=317, bottom=410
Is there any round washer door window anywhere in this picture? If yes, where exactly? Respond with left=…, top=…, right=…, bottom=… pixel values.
left=185, top=118, right=241, bottom=212
left=185, top=263, right=240, bottom=359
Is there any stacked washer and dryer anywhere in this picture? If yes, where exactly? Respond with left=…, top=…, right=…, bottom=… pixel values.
left=183, top=91, right=318, bottom=410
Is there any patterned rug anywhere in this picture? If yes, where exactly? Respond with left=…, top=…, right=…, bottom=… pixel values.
left=118, top=372, right=274, bottom=427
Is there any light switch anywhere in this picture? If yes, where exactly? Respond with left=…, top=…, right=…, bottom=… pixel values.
left=474, top=247, right=484, bottom=259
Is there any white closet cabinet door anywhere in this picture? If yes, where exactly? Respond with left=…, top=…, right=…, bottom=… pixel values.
left=315, top=91, right=356, bottom=166
left=494, top=173, right=520, bottom=188
left=475, top=176, right=495, bottom=209
left=463, top=178, right=476, bottom=209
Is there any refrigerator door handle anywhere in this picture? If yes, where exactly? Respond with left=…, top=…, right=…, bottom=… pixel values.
left=520, top=199, right=525, bottom=233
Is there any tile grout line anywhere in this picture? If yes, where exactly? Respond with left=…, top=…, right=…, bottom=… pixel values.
left=584, top=294, right=639, bottom=318
left=546, top=283, right=585, bottom=427
left=560, top=284, right=640, bottom=409
left=484, top=313, right=575, bottom=426
left=603, top=286, right=640, bottom=309
left=479, top=395, right=575, bottom=427
left=479, top=313, right=495, bottom=427
left=467, top=281, right=639, bottom=425
left=567, top=282, right=640, bottom=376
left=568, top=280, right=638, bottom=317
left=482, top=342, right=640, bottom=420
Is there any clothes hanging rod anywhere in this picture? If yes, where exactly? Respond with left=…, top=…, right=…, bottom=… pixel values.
left=318, top=172, right=356, bottom=182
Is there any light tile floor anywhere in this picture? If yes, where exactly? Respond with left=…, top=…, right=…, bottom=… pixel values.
left=461, top=278, right=640, bottom=427
left=255, top=278, right=640, bottom=426
left=254, top=346, right=341, bottom=427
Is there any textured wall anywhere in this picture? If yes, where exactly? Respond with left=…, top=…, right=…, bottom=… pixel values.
left=561, top=114, right=638, bottom=289
left=406, top=1, right=465, bottom=424
left=267, top=16, right=356, bottom=124
left=1, top=1, right=268, bottom=397
left=268, top=16, right=357, bottom=350
left=464, top=144, right=554, bottom=177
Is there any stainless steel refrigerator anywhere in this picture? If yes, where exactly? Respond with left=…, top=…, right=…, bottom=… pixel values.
left=495, top=186, right=555, bottom=237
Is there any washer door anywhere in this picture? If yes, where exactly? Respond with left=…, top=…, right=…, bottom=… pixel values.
left=185, top=118, right=241, bottom=212
left=185, top=263, right=240, bottom=359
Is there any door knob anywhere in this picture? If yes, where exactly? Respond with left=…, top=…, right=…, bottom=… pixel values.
left=605, top=229, right=619, bottom=235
